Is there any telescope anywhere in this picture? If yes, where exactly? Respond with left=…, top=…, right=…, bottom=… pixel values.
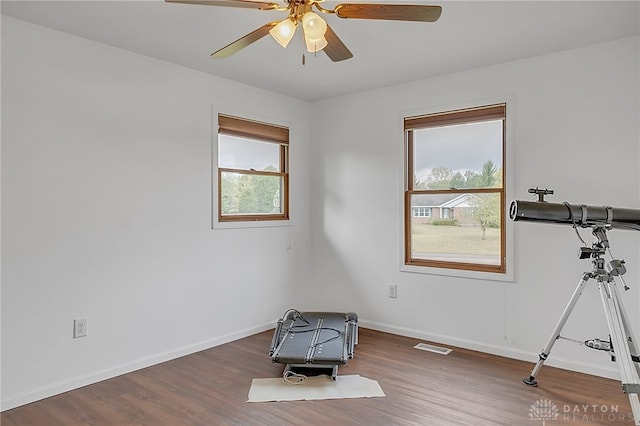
left=510, top=188, right=640, bottom=231
left=514, top=189, right=640, bottom=422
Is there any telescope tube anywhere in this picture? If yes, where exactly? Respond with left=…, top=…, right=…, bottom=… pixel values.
left=509, top=200, right=640, bottom=231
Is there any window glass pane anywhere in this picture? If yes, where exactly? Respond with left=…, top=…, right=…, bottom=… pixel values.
left=219, top=134, right=281, bottom=171
left=410, top=192, right=501, bottom=266
left=413, top=120, right=503, bottom=190
left=221, top=171, right=283, bottom=215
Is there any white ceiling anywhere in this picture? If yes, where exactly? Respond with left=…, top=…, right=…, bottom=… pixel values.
left=2, top=1, right=639, bottom=101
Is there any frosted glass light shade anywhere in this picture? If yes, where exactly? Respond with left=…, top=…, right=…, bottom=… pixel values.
left=301, top=12, right=327, bottom=40
left=305, top=36, right=328, bottom=53
left=269, top=19, right=296, bottom=48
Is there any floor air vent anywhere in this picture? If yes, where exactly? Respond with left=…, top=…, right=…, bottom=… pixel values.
left=413, top=343, right=452, bottom=355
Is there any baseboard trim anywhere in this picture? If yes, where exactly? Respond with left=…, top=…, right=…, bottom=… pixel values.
left=1, top=322, right=274, bottom=411
left=4, top=319, right=620, bottom=411
left=359, top=319, right=619, bottom=381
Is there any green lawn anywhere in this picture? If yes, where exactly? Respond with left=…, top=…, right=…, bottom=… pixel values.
left=411, top=223, right=500, bottom=255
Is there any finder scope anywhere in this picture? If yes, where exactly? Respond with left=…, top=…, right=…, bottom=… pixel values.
left=510, top=189, right=640, bottom=231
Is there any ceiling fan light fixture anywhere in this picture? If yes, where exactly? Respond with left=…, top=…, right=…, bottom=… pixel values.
left=269, top=18, right=297, bottom=48
left=301, top=11, right=327, bottom=40
left=305, top=35, right=328, bottom=53
left=169, top=0, right=443, bottom=62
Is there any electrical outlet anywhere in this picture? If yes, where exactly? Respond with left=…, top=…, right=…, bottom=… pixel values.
left=388, top=284, right=398, bottom=299
left=73, top=318, right=87, bottom=338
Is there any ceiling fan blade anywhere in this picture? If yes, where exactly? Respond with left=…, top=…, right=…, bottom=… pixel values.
left=165, top=0, right=279, bottom=11
left=334, top=4, right=442, bottom=22
left=211, top=22, right=277, bottom=58
left=323, top=25, right=353, bottom=62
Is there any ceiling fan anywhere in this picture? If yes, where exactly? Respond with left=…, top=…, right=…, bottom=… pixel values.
left=166, top=0, right=442, bottom=62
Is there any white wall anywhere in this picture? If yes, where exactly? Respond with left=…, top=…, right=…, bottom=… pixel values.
left=307, top=36, right=640, bottom=378
left=1, top=16, right=312, bottom=409
left=2, top=13, right=639, bottom=411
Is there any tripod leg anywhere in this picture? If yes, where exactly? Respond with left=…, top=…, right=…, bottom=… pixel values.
left=523, top=273, right=590, bottom=386
left=599, top=279, right=640, bottom=426
left=611, top=278, right=640, bottom=362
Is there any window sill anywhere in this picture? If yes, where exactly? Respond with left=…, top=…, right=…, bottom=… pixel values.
left=400, top=263, right=514, bottom=282
left=212, top=219, right=291, bottom=230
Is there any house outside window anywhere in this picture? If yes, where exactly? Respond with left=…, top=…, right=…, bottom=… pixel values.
left=404, top=103, right=506, bottom=273
left=217, top=114, right=289, bottom=223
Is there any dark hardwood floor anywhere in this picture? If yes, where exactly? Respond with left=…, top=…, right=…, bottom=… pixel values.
left=2, top=328, right=635, bottom=425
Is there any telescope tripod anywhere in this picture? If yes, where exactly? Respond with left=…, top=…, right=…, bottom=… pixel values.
left=523, top=226, right=640, bottom=425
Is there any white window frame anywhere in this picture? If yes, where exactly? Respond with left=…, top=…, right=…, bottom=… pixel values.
left=413, top=207, right=432, bottom=218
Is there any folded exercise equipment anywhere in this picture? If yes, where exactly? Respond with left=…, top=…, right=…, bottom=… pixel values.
left=269, top=310, right=358, bottom=381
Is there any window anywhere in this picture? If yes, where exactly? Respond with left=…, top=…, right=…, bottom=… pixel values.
left=413, top=207, right=432, bottom=218
left=404, top=103, right=506, bottom=273
left=217, top=114, right=289, bottom=222
left=441, top=208, right=454, bottom=219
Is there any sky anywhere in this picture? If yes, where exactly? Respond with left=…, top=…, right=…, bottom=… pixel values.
left=218, top=134, right=280, bottom=170
left=219, top=120, right=502, bottom=179
left=413, top=119, right=503, bottom=182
